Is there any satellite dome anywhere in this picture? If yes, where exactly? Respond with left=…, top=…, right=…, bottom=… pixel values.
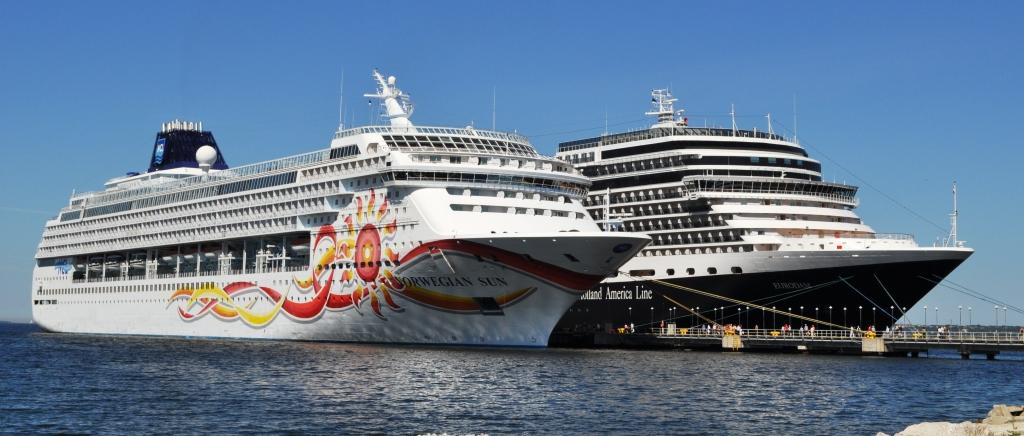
left=196, top=145, right=218, bottom=171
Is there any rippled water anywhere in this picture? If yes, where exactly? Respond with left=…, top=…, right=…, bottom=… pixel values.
left=1, top=323, right=1020, bottom=435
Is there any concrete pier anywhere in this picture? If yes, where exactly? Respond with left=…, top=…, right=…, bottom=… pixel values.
left=560, top=329, right=1024, bottom=358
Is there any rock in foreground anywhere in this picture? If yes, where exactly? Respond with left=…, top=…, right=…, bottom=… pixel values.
left=882, top=404, right=1024, bottom=436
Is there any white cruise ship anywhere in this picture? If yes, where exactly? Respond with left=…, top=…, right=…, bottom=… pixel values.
left=552, top=89, right=971, bottom=339
left=30, top=70, right=649, bottom=346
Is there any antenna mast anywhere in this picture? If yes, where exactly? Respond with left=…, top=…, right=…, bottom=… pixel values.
left=730, top=104, right=737, bottom=135
left=944, top=181, right=964, bottom=247
left=792, top=94, right=798, bottom=144
left=338, top=69, right=345, bottom=130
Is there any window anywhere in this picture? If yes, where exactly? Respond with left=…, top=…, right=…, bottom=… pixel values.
left=707, top=267, right=717, bottom=275
left=731, top=266, right=743, bottom=274
left=666, top=268, right=675, bottom=276
left=629, top=269, right=655, bottom=277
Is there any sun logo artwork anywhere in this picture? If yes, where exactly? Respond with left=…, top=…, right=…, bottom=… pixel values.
left=168, top=189, right=403, bottom=326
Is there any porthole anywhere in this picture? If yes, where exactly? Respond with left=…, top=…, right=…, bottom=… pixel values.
left=666, top=268, right=675, bottom=276
left=707, top=267, right=717, bottom=275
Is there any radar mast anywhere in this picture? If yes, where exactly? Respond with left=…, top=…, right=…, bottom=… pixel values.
left=646, top=89, right=687, bottom=128
left=364, top=69, right=415, bottom=129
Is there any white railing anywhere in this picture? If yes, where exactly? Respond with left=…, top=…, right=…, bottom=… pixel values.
left=872, top=233, right=915, bottom=241
left=70, top=149, right=332, bottom=207
left=332, top=125, right=531, bottom=144
left=558, top=126, right=794, bottom=153
left=644, top=328, right=1024, bottom=345
left=71, top=264, right=311, bottom=283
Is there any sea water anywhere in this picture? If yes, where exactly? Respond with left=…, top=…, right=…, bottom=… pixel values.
left=0, top=323, right=1019, bottom=435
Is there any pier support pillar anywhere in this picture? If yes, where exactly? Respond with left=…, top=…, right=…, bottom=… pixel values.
left=861, top=337, right=889, bottom=354
left=722, top=334, right=742, bottom=350
left=986, top=352, right=997, bottom=360
left=961, top=352, right=970, bottom=360
left=909, top=351, right=919, bottom=358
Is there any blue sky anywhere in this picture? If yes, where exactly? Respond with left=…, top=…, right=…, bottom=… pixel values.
left=1, top=1, right=1021, bottom=325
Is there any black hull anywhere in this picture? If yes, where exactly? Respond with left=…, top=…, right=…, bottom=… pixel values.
left=551, top=255, right=968, bottom=345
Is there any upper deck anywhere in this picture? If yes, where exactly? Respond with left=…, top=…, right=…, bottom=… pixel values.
left=558, top=127, right=797, bottom=153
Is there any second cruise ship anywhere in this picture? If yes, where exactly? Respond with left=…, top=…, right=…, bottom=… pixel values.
left=30, top=70, right=649, bottom=347
left=553, top=89, right=971, bottom=338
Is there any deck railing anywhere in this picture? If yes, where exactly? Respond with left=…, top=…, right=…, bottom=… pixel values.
left=646, top=328, right=1024, bottom=345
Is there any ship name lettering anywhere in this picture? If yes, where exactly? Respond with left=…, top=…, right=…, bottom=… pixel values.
left=604, top=289, right=633, bottom=300
left=398, top=276, right=508, bottom=288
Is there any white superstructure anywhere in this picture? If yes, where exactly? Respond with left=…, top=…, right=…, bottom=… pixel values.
left=553, top=89, right=971, bottom=333
left=31, top=70, right=649, bottom=346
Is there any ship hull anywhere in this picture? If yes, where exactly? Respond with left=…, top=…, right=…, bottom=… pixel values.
left=552, top=248, right=972, bottom=344
left=32, top=234, right=649, bottom=347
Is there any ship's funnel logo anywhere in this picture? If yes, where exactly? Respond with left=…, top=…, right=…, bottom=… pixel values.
left=153, top=138, right=166, bottom=165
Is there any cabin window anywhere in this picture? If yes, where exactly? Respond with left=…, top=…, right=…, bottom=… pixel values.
left=629, top=269, right=655, bottom=277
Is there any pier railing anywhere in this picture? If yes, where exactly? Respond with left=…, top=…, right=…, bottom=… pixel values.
left=649, top=328, right=1024, bottom=346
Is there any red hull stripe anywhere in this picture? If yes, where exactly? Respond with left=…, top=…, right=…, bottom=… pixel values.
left=400, top=239, right=605, bottom=290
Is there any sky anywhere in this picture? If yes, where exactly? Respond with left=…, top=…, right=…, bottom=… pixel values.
left=0, top=1, right=1021, bottom=325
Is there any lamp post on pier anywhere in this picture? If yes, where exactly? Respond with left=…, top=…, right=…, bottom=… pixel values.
left=959, top=305, right=963, bottom=327
left=872, top=307, right=876, bottom=327
left=815, top=307, right=819, bottom=326
left=859, top=306, right=863, bottom=328
left=924, top=305, right=928, bottom=326
left=843, top=307, right=847, bottom=326
left=968, top=306, right=972, bottom=325
left=935, top=306, right=938, bottom=327
left=829, top=306, right=833, bottom=325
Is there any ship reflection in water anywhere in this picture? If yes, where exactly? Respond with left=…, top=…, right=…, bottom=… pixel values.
left=1, top=323, right=1019, bottom=435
